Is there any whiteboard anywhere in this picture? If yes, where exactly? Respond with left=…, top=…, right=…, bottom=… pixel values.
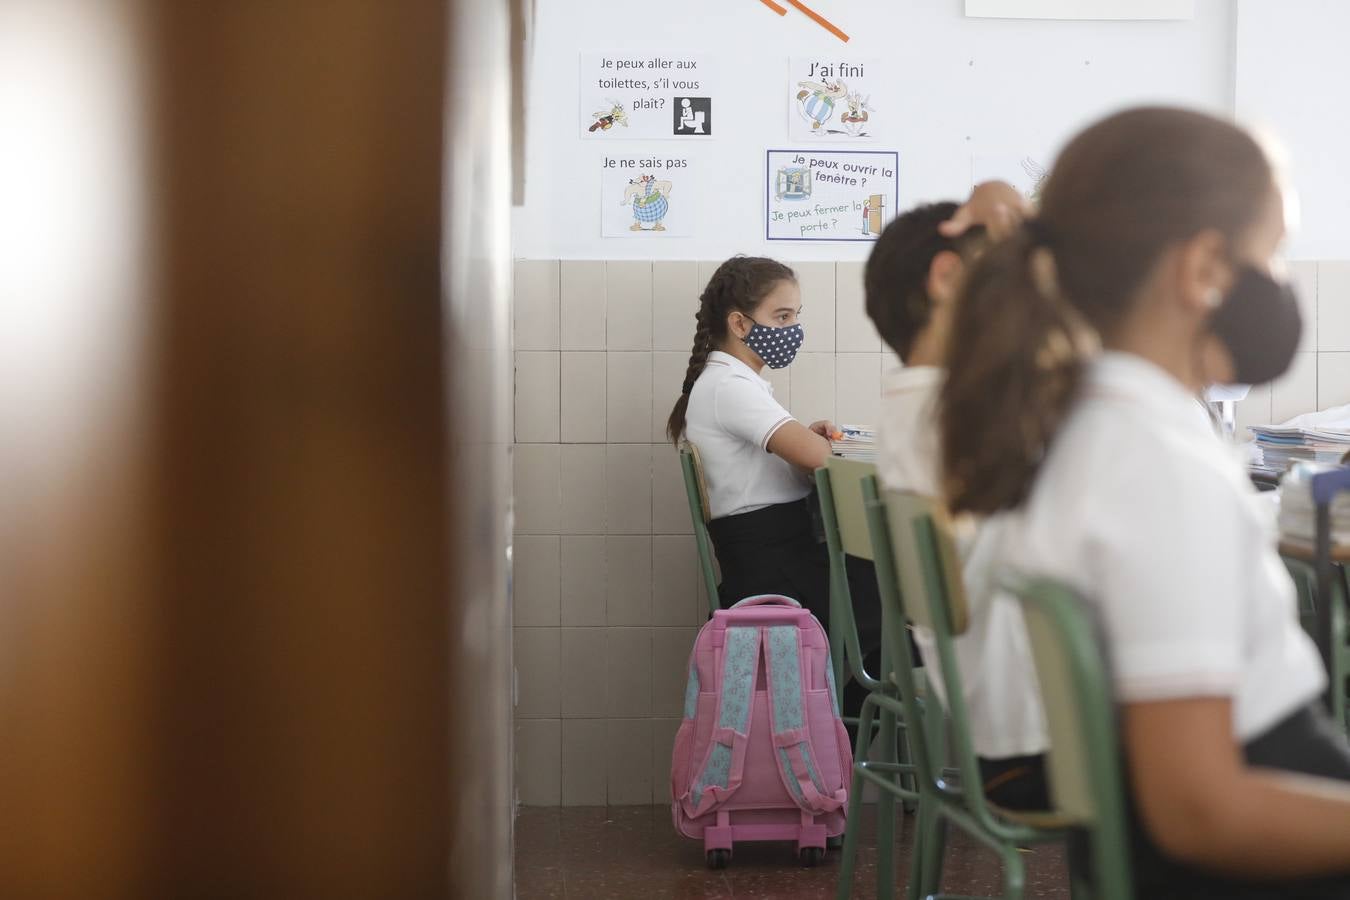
left=1236, top=0, right=1350, bottom=259
left=513, top=0, right=1233, bottom=261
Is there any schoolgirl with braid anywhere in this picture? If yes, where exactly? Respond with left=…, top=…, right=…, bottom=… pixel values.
left=664, top=256, right=882, bottom=696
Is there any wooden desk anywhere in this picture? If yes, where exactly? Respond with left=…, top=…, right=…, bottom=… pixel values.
left=1280, top=539, right=1350, bottom=563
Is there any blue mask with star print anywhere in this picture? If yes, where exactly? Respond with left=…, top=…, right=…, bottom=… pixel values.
left=741, top=321, right=804, bottom=369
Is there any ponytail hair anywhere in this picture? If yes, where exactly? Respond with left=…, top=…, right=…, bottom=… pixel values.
left=666, top=256, right=796, bottom=444
left=940, top=106, right=1274, bottom=515
left=940, top=229, right=1097, bottom=514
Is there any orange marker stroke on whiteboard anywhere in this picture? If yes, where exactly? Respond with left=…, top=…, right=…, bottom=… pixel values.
left=784, top=0, right=850, bottom=42
left=758, top=0, right=787, bottom=14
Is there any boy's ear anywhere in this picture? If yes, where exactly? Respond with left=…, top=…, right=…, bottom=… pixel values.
left=926, top=250, right=966, bottom=305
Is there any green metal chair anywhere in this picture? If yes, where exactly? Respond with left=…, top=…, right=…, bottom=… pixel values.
left=1280, top=553, right=1350, bottom=732
left=1002, top=577, right=1135, bottom=900
left=815, top=459, right=891, bottom=721
left=817, top=458, right=927, bottom=895
left=840, top=483, right=1068, bottom=900
left=678, top=442, right=721, bottom=618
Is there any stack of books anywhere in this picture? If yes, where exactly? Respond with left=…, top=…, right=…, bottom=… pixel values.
left=830, top=425, right=876, bottom=462
left=1277, top=461, right=1350, bottom=546
left=1249, top=425, right=1350, bottom=477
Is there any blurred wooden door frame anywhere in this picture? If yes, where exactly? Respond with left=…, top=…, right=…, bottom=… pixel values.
left=1, top=1, right=516, bottom=896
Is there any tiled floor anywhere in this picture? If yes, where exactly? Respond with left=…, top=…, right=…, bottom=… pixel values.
left=515, top=805, right=1071, bottom=899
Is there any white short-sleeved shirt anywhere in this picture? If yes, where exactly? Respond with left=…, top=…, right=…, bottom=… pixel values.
left=1001, top=352, right=1325, bottom=740
left=876, top=364, right=1049, bottom=758
left=684, top=351, right=811, bottom=520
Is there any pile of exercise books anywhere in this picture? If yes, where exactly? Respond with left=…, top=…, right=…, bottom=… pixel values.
left=1277, top=461, right=1350, bottom=546
left=830, top=425, right=876, bottom=462
left=1249, top=424, right=1350, bottom=477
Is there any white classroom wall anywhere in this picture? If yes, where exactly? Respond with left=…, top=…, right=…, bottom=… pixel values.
left=512, top=0, right=1234, bottom=262
left=1235, top=0, right=1350, bottom=260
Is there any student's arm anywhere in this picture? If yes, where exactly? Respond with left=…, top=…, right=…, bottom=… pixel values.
left=767, top=419, right=833, bottom=471
left=1125, top=698, right=1350, bottom=877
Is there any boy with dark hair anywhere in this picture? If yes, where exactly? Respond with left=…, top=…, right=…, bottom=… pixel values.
left=865, top=200, right=988, bottom=366
left=865, top=184, right=1051, bottom=811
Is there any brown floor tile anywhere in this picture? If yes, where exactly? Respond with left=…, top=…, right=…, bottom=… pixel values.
left=514, top=805, right=1071, bottom=899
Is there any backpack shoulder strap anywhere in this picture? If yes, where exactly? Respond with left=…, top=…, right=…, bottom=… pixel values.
left=763, top=624, right=845, bottom=814
left=680, top=624, right=761, bottom=818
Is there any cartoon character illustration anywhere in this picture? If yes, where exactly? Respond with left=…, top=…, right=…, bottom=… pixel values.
left=795, top=78, right=847, bottom=131
left=774, top=166, right=812, bottom=201
left=863, top=193, right=885, bottom=235
left=589, top=99, right=629, bottom=133
left=1020, top=157, right=1049, bottom=203
left=621, top=174, right=672, bottom=231
left=839, top=91, right=873, bottom=136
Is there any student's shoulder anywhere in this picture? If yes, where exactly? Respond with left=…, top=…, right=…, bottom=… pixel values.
left=1068, top=401, right=1244, bottom=511
left=709, top=366, right=771, bottom=400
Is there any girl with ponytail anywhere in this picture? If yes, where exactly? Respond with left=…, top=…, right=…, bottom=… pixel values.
left=943, top=107, right=1350, bottom=897
left=665, top=256, right=881, bottom=692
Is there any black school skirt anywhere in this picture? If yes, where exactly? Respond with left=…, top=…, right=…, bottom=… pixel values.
left=1080, top=703, right=1350, bottom=899
left=707, top=494, right=884, bottom=716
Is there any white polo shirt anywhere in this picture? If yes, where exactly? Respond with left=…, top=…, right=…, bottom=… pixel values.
left=1001, top=352, right=1325, bottom=740
left=877, top=364, right=1049, bottom=759
left=684, top=350, right=811, bottom=520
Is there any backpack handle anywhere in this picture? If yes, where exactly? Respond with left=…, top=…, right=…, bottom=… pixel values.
left=729, top=594, right=801, bottom=609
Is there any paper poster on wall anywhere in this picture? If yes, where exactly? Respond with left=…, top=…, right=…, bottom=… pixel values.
left=965, top=0, right=1193, bottom=19
left=765, top=149, right=898, bottom=242
left=601, top=153, right=694, bottom=237
left=787, top=58, right=881, bottom=142
left=580, top=52, right=715, bottom=140
left=971, top=154, right=1050, bottom=204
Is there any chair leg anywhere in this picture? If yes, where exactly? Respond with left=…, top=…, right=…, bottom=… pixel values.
left=876, top=704, right=899, bottom=900
left=913, top=806, right=945, bottom=900
left=1331, top=578, right=1348, bottom=734
left=1000, top=842, right=1026, bottom=900
left=836, top=697, right=878, bottom=900
left=923, top=690, right=946, bottom=777
left=896, top=717, right=916, bottom=807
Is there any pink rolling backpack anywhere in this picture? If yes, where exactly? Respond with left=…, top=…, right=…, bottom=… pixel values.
left=669, top=594, right=851, bottom=869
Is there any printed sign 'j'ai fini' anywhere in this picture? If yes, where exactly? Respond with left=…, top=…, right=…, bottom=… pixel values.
left=788, top=58, right=882, bottom=143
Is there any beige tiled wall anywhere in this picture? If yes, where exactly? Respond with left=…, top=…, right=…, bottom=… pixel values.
left=513, top=257, right=1349, bottom=807
left=510, top=258, right=889, bottom=806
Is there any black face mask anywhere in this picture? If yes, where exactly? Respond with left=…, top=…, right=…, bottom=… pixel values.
left=1208, top=266, right=1302, bottom=386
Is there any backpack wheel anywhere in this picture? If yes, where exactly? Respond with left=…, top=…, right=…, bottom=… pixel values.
left=798, top=846, right=825, bottom=867
left=706, top=848, right=730, bottom=869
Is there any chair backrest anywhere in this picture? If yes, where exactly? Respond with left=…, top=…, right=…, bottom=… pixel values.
left=1006, top=577, right=1134, bottom=899
left=815, top=459, right=884, bottom=699
left=684, top=442, right=712, bottom=524
left=859, top=476, right=942, bottom=776
left=821, top=458, right=877, bottom=561
left=872, top=485, right=990, bottom=814
left=679, top=443, right=721, bottom=615
left=880, top=490, right=969, bottom=635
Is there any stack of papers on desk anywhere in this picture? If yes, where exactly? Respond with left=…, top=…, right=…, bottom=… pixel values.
left=1248, top=424, right=1350, bottom=476
left=831, top=425, right=876, bottom=462
left=1277, top=461, right=1350, bottom=545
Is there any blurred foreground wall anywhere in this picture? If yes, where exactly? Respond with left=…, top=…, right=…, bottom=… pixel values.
left=0, top=1, right=517, bottom=896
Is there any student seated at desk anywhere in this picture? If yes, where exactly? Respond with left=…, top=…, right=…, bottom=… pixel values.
left=865, top=187, right=1051, bottom=811
left=941, top=106, right=1350, bottom=900
left=665, top=255, right=882, bottom=713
